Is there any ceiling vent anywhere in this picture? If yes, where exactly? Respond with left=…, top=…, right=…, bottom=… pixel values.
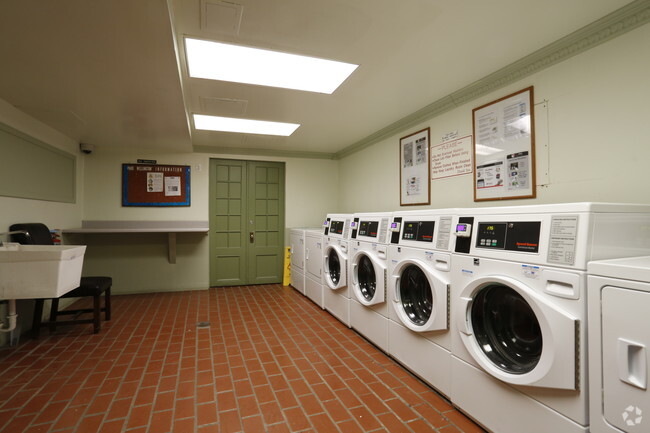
left=200, top=0, right=243, bottom=36
left=199, top=97, right=248, bottom=117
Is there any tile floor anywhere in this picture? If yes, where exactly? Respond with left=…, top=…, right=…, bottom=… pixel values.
left=0, top=284, right=485, bottom=433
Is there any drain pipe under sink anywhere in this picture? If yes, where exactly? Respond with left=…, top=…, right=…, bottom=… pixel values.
left=0, top=300, right=17, bottom=333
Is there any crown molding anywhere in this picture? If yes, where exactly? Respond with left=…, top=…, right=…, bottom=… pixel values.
left=193, top=145, right=335, bottom=160
left=334, top=0, right=650, bottom=160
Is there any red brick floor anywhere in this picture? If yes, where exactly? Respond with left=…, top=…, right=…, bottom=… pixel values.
left=0, top=284, right=485, bottom=433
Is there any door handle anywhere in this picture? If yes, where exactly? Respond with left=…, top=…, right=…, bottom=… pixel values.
left=250, top=232, right=255, bottom=243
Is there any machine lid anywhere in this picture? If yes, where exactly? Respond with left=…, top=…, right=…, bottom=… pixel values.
left=588, top=256, right=650, bottom=282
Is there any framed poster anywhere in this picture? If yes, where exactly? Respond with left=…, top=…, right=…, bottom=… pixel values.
left=472, top=86, right=536, bottom=201
left=399, top=128, right=430, bottom=206
left=122, top=163, right=190, bottom=206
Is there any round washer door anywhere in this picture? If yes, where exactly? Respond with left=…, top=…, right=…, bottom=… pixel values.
left=323, top=244, right=347, bottom=290
left=456, top=275, right=578, bottom=389
left=391, top=258, right=448, bottom=332
left=351, top=250, right=385, bottom=305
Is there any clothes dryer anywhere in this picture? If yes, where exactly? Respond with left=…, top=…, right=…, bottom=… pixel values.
left=450, top=203, right=650, bottom=433
left=322, top=214, right=353, bottom=326
left=304, top=229, right=324, bottom=308
left=349, top=212, right=393, bottom=352
left=588, top=256, right=650, bottom=433
left=386, top=209, right=457, bottom=397
left=289, top=228, right=308, bottom=294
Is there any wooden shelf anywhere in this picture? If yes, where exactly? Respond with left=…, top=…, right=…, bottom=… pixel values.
left=63, top=220, right=209, bottom=264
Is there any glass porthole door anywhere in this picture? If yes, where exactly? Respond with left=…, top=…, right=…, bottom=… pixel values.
left=392, top=259, right=448, bottom=332
left=352, top=251, right=385, bottom=305
left=456, top=274, right=580, bottom=389
left=323, top=245, right=346, bottom=289
left=470, top=285, right=542, bottom=374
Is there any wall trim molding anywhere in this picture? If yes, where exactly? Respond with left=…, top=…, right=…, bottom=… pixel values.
left=333, top=0, right=650, bottom=160
left=193, top=144, right=335, bottom=160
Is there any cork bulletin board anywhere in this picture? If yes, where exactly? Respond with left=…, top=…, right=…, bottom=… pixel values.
left=122, top=163, right=190, bottom=206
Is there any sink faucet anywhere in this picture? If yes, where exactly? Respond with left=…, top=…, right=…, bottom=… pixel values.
left=0, top=230, right=30, bottom=246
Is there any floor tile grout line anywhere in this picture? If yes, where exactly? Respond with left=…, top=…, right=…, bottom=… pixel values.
left=281, top=285, right=459, bottom=433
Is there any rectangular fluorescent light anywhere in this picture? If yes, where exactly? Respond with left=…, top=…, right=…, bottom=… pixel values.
left=193, top=114, right=300, bottom=136
left=185, top=38, right=358, bottom=94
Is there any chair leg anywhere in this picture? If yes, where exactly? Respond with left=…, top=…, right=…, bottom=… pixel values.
left=31, top=299, right=44, bottom=339
left=93, top=295, right=101, bottom=334
left=105, top=287, right=111, bottom=321
left=49, top=298, right=59, bottom=332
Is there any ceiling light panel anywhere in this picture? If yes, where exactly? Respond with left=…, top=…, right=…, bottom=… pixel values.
left=193, top=114, right=300, bottom=136
left=185, top=38, right=358, bottom=94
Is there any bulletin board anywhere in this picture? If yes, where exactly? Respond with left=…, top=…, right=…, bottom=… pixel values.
left=472, top=86, right=535, bottom=201
left=122, top=163, right=190, bottom=206
left=399, top=128, right=431, bottom=206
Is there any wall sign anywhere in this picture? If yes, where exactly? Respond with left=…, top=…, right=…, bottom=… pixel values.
left=431, top=135, right=473, bottom=180
left=472, top=86, right=536, bottom=201
left=399, top=128, right=431, bottom=206
left=122, top=163, right=190, bottom=206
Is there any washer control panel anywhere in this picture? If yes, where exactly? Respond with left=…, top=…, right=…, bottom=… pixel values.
left=476, top=221, right=541, bottom=253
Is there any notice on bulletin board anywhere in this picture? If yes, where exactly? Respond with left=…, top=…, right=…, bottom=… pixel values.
left=431, top=135, right=473, bottom=180
left=472, top=86, right=536, bottom=201
left=122, top=164, right=190, bottom=206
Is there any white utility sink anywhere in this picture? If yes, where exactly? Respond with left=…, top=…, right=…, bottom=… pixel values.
left=0, top=244, right=86, bottom=299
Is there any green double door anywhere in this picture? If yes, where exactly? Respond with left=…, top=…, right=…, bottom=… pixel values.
left=209, top=159, right=286, bottom=287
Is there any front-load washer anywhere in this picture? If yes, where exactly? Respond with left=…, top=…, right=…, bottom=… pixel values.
left=322, top=213, right=354, bottom=327
left=304, top=229, right=324, bottom=308
left=450, top=203, right=650, bottom=433
left=349, top=212, right=393, bottom=352
left=588, top=256, right=650, bottom=433
left=386, top=209, right=457, bottom=397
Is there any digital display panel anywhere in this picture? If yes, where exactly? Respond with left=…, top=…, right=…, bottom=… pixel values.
left=476, top=223, right=507, bottom=249
left=402, top=221, right=435, bottom=242
left=476, top=221, right=541, bottom=252
left=330, top=220, right=344, bottom=235
left=358, top=221, right=379, bottom=238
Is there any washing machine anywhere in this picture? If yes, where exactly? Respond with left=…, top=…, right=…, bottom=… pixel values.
left=322, top=213, right=354, bottom=326
left=348, top=212, right=393, bottom=352
left=588, top=256, right=650, bottom=433
left=386, top=209, right=458, bottom=397
left=450, top=203, right=650, bottom=433
left=304, top=229, right=324, bottom=308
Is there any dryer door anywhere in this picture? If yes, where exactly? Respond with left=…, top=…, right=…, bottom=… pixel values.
left=351, top=250, right=386, bottom=305
left=323, top=244, right=347, bottom=290
left=391, top=257, right=449, bottom=332
left=456, top=275, right=578, bottom=389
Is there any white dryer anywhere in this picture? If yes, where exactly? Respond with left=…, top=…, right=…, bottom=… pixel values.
left=450, top=203, right=650, bottom=433
left=289, top=228, right=308, bottom=294
left=304, top=229, right=324, bottom=308
left=322, top=214, right=353, bottom=326
left=349, top=212, right=393, bottom=352
left=588, top=256, right=650, bottom=433
left=386, top=209, right=457, bottom=397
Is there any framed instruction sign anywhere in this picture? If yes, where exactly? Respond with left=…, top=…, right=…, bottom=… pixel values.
left=399, top=128, right=430, bottom=206
left=122, top=163, right=190, bottom=206
left=472, top=86, right=536, bottom=201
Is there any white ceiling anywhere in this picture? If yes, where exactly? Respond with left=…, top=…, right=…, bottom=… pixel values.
left=0, top=0, right=635, bottom=156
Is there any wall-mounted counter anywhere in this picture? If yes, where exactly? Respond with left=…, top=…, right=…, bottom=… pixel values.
left=63, top=220, right=209, bottom=264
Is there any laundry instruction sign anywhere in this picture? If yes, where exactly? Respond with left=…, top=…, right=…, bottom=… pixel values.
left=431, top=135, right=473, bottom=180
